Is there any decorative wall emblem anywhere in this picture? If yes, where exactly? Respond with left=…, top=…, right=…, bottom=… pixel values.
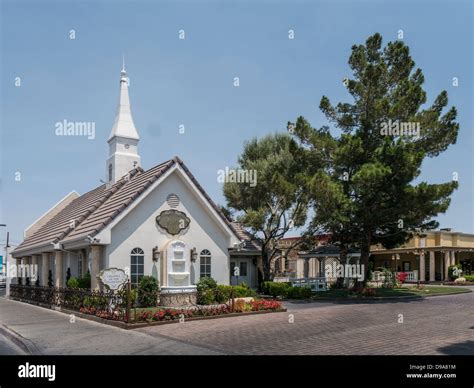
left=156, top=209, right=190, bottom=235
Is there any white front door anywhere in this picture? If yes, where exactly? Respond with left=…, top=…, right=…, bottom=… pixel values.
left=230, top=258, right=250, bottom=286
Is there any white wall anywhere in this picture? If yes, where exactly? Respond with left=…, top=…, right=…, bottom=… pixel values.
left=104, top=170, right=234, bottom=285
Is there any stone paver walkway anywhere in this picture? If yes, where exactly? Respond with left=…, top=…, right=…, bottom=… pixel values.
left=138, top=289, right=474, bottom=355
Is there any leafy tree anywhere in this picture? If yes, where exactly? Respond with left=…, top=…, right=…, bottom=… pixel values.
left=223, top=133, right=316, bottom=286
left=290, top=33, right=459, bottom=278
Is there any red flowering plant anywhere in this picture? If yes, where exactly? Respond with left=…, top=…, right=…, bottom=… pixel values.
left=139, top=311, right=153, bottom=321
left=79, top=306, right=97, bottom=315
left=395, top=272, right=408, bottom=285
left=250, top=300, right=282, bottom=311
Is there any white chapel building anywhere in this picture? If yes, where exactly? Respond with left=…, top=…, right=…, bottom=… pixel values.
left=12, top=64, right=260, bottom=303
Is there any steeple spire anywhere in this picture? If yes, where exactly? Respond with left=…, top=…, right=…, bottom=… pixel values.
left=106, top=60, right=141, bottom=183
left=108, top=60, right=140, bottom=141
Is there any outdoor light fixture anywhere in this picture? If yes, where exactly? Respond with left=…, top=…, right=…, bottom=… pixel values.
left=152, top=246, right=160, bottom=262
left=190, top=247, right=197, bottom=262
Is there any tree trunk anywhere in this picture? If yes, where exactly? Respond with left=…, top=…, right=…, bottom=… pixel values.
left=360, top=233, right=371, bottom=285
left=257, top=249, right=273, bottom=291
left=256, top=254, right=264, bottom=292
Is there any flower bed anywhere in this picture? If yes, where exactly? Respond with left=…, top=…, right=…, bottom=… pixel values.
left=79, top=307, right=126, bottom=321
left=135, top=299, right=283, bottom=323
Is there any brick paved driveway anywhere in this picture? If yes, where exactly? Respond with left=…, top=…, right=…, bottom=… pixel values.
left=138, top=289, right=474, bottom=355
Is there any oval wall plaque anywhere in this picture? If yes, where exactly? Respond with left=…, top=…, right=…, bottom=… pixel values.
left=156, top=209, right=190, bottom=235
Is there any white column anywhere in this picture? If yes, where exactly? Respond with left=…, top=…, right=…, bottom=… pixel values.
left=429, top=251, right=435, bottom=282
left=31, top=255, right=39, bottom=284
left=444, top=251, right=450, bottom=280
left=451, top=251, right=456, bottom=266
left=41, top=253, right=50, bottom=286
left=419, top=252, right=425, bottom=282
left=304, top=258, right=309, bottom=278
left=54, top=250, right=64, bottom=288
left=90, top=245, right=102, bottom=290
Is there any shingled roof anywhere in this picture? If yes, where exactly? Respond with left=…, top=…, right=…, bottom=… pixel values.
left=13, top=157, right=243, bottom=256
left=230, top=222, right=262, bottom=252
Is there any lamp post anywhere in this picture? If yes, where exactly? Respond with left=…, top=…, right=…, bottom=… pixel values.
left=0, top=225, right=9, bottom=297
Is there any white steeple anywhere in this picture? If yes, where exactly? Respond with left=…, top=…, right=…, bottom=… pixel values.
left=106, top=59, right=141, bottom=183
left=108, top=58, right=140, bottom=141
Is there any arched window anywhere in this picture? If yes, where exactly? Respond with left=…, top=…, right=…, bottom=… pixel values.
left=200, top=249, right=211, bottom=279
left=130, top=248, right=144, bottom=287
left=108, top=163, right=113, bottom=182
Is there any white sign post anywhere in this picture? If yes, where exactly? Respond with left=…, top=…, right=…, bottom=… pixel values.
left=98, top=268, right=128, bottom=291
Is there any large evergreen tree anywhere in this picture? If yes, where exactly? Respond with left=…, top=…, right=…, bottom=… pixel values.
left=290, top=33, right=459, bottom=276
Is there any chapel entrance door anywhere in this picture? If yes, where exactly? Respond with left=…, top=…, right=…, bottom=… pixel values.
left=230, top=258, right=250, bottom=286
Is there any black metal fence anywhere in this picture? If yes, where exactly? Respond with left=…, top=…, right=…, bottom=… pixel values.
left=10, top=285, right=130, bottom=322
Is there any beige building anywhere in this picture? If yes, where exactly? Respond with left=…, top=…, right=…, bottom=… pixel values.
left=371, top=229, right=474, bottom=282
left=281, top=229, right=474, bottom=282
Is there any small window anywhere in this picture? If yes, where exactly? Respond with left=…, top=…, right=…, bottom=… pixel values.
left=131, top=248, right=144, bottom=287
left=108, top=163, right=113, bottom=182
left=200, top=249, right=211, bottom=279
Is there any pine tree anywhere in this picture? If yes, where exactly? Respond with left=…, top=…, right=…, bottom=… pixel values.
left=290, top=33, right=459, bottom=278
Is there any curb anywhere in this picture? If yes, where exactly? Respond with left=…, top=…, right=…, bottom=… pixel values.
left=0, top=322, right=41, bottom=355
left=305, top=289, right=472, bottom=303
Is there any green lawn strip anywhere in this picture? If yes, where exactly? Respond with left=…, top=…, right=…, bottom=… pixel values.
left=310, top=286, right=471, bottom=300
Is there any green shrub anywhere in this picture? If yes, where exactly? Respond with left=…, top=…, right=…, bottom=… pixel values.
left=233, top=282, right=257, bottom=297
left=67, top=277, right=79, bottom=288
left=196, top=277, right=218, bottom=291
left=48, top=270, right=53, bottom=287
left=118, top=287, right=137, bottom=307
left=215, top=285, right=232, bottom=303
left=198, top=289, right=216, bottom=305
left=66, top=267, right=71, bottom=285
left=287, top=286, right=312, bottom=299
left=196, top=277, right=218, bottom=305
left=77, top=271, right=91, bottom=289
left=464, top=275, right=474, bottom=282
left=262, top=281, right=291, bottom=297
left=448, top=264, right=462, bottom=281
left=137, top=276, right=159, bottom=307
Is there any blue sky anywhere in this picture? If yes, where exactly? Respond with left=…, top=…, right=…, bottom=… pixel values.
left=1, top=0, right=473, bottom=246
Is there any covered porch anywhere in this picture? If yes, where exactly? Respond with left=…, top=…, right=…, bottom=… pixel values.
left=371, top=247, right=474, bottom=282
left=11, top=244, right=104, bottom=290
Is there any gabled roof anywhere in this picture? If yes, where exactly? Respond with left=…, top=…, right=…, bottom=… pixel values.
left=230, top=222, right=261, bottom=252
left=62, top=160, right=174, bottom=243
left=13, top=157, right=242, bottom=256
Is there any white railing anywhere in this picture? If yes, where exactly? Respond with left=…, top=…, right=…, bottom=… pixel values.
left=290, top=277, right=327, bottom=292
left=372, top=270, right=418, bottom=282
